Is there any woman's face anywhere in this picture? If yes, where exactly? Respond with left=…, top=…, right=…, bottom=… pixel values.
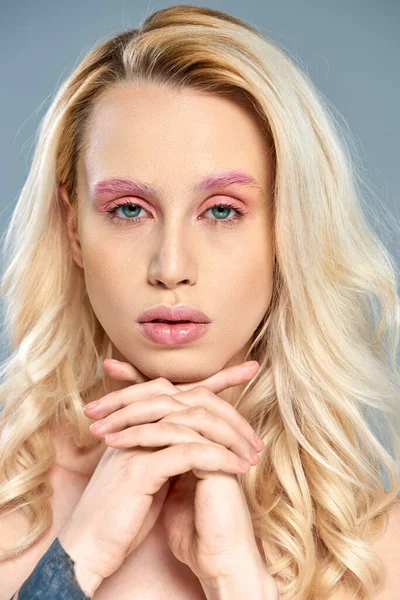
left=61, top=81, right=275, bottom=394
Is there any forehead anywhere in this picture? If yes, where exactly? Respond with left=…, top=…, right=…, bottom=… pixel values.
left=80, top=82, right=274, bottom=195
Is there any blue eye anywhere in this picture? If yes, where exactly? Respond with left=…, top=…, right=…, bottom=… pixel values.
left=106, top=201, right=246, bottom=228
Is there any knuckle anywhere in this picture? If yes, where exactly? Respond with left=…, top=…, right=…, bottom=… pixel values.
left=194, top=385, right=213, bottom=398
left=191, top=405, right=211, bottom=421
left=157, top=377, right=175, bottom=391
left=158, top=394, right=175, bottom=409
left=159, top=421, right=181, bottom=435
left=180, top=442, right=199, bottom=459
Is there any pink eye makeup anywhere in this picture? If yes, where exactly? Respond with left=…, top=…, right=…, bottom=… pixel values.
left=91, top=171, right=264, bottom=228
left=105, top=199, right=247, bottom=228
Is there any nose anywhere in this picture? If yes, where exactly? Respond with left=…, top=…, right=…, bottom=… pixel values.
left=147, top=227, right=197, bottom=289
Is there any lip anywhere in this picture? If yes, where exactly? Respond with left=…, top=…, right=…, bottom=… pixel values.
left=137, top=304, right=211, bottom=324
left=138, top=321, right=211, bottom=345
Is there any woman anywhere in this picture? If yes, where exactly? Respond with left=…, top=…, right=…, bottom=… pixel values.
left=0, top=5, right=399, bottom=600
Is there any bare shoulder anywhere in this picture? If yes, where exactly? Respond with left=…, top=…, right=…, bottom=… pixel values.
left=325, top=497, right=400, bottom=600
left=0, top=464, right=88, bottom=600
left=0, top=507, right=49, bottom=600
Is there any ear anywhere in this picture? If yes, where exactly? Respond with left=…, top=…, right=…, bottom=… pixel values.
left=58, top=184, right=84, bottom=269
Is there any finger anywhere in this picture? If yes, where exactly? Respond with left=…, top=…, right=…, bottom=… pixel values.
left=86, top=360, right=259, bottom=419
left=84, top=378, right=177, bottom=418
left=87, top=389, right=264, bottom=454
left=88, top=395, right=188, bottom=434
left=121, top=439, right=253, bottom=478
left=175, top=361, right=260, bottom=394
left=103, top=358, right=260, bottom=395
left=105, top=421, right=258, bottom=466
left=103, top=421, right=213, bottom=447
left=103, top=358, right=148, bottom=383
left=159, top=409, right=260, bottom=464
left=90, top=405, right=260, bottom=465
left=165, top=391, right=264, bottom=454
left=89, top=360, right=263, bottom=451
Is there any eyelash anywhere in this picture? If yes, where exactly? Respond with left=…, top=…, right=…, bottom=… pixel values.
left=106, top=200, right=246, bottom=228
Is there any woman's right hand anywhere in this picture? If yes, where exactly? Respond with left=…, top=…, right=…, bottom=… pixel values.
left=57, top=360, right=261, bottom=595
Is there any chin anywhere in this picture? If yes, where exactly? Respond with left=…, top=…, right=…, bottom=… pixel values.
left=148, top=367, right=211, bottom=385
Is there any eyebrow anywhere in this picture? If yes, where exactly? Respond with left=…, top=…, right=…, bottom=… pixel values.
left=91, top=170, right=265, bottom=198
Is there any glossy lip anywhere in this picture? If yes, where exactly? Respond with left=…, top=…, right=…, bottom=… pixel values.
left=138, top=321, right=211, bottom=345
left=137, top=304, right=211, bottom=324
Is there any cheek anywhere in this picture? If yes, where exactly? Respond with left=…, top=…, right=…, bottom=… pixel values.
left=221, top=227, right=274, bottom=306
left=229, top=255, right=273, bottom=317
left=211, top=241, right=273, bottom=346
left=79, top=233, right=136, bottom=318
left=236, top=229, right=274, bottom=324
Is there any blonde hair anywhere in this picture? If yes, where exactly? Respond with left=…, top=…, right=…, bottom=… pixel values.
left=0, top=6, right=399, bottom=599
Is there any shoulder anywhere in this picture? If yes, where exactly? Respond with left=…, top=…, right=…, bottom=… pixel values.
left=0, top=464, right=87, bottom=599
left=0, top=507, right=50, bottom=599
left=326, top=497, right=400, bottom=600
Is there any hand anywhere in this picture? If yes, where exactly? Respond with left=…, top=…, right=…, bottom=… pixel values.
left=86, top=359, right=275, bottom=590
left=58, top=358, right=264, bottom=593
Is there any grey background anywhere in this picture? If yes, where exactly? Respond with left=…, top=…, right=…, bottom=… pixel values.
left=1, top=2, right=399, bottom=479
left=2, top=1, right=399, bottom=277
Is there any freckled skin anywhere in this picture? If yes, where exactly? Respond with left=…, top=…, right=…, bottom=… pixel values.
left=60, top=81, right=275, bottom=406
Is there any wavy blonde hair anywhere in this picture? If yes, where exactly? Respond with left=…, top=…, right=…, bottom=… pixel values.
left=0, top=5, right=399, bottom=599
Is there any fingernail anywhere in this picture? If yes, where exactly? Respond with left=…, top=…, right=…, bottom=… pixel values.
left=253, top=432, right=265, bottom=451
left=243, top=361, right=258, bottom=369
left=107, top=359, right=120, bottom=365
left=249, top=449, right=259, bottom=463
left=85, top=400, right=100, bottom=410
left=90, top=419, right=106, bottom=430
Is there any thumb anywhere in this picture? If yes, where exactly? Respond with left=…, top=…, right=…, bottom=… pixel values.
left=102, top=358, right=150, bottom=384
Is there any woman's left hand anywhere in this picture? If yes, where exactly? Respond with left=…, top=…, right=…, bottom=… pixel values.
left=87, top=359, right=275, bottom=592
